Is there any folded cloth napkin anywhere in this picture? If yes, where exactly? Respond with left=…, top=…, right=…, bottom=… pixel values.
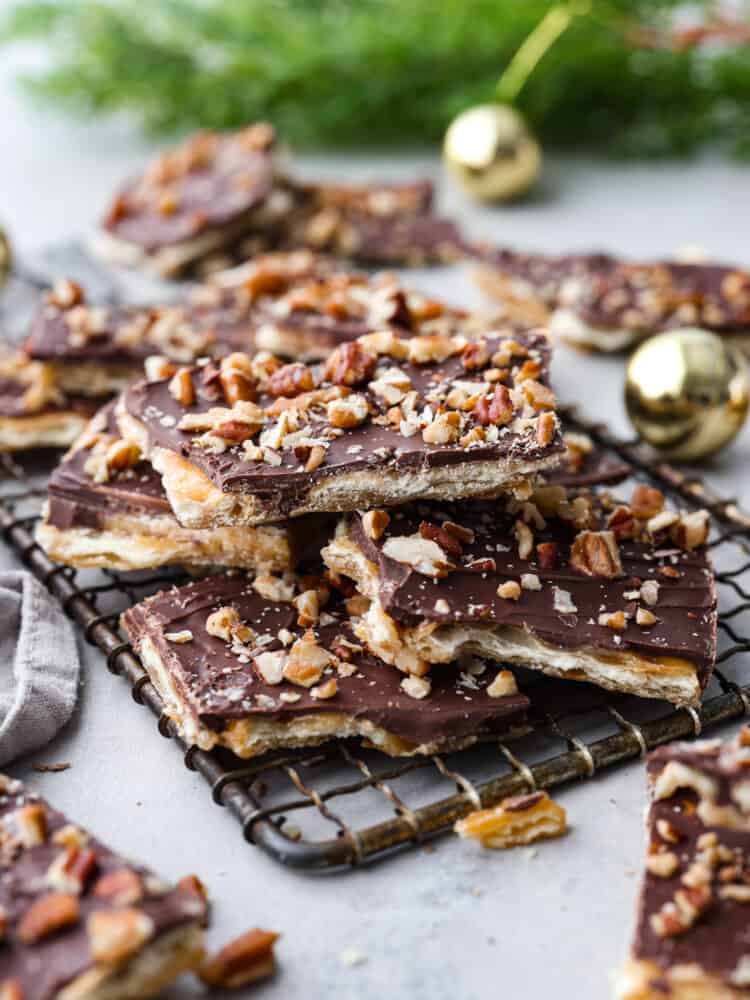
left=0, top=571, right=79, bottom=765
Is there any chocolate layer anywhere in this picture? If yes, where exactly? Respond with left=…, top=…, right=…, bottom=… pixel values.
left=345, top=496, right=716, bottom=686
left=628, top=731, right=750, bottom=989
left=121, top=329, right=562, bottom=517
left=122, top=575, right=529, bottom=746
left=0, top=777, right=204, bottom=999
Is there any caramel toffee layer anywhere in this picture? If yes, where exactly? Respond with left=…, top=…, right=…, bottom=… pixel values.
left=122, top=576, right=529, bottom=748
left=480, top=249, right=750, bottom=338
left=621, top=731, right=750, bottom=996
left=343, top=497, right=716, bottom=687
left=102, top=124, right=276, bottom=254
left=0, top=777, right=205, bottom=999
left=121, top=329, right=562, bottom=519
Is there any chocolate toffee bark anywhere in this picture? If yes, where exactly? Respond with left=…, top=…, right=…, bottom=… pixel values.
left=323, top=484, right=716, bottom=705
left=97, top=123, right=282, bottom=277
left=277, top=178, right=470, bottom=267
left=0, top=350, right=104, bottom=453
left=0, top=775, right=206, bottom=999
left=616, top=729, right=750, bottom=999
left=36, top=403, right=304, bottom=573
left=476, top=249, right=750, bottom=353
left=199, top=250, right=476, bottom=361
left=122, top=574, right=530, bottom=758
left=117, top=327, right=563, bottom=528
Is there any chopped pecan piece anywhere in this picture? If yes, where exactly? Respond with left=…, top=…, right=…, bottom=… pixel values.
left=536, top=411, right=557, bottom=445
left=282, top=631, right=332, bottom=687
left=362, top=509, right=390, bottom=541
left=407, top=334, right=461, bottom=365
left=87, top=907, right=154, bottom=965
left=422, top=411, right=461, bottom=444
left=199, top=928, right=279, bottom=989
left=168, top=367, right=195, bottom=406
left=93, top=868, right=144, bottom=905
left=324, top=342, right=377, bottom=386
left=18, top=892, right=80, bottom=944
left=206, top=606, right=241, bottom=642
left=570, top=530, right=623, bottom=579
left=473, top=385, right=514, bottom=427
left=522, top=379, right=556, bottom=412
left=487, top=670, right=518, bottom=697
left=219, top=353, right=257, bottom=405
left=631, top=485, right=664, bottom=520
left=419, top=521, right=463, bottom=557
left=536, top=542, right=558, bottom=570
left=327, top=393, right=369, bottom=429
left=461, top=340, right=490, bottom=371
left=269, top=362, right=315, bottom=398
left=47, top=278, right=84, bottom=310
left=382, top=534, right=454, bottom=578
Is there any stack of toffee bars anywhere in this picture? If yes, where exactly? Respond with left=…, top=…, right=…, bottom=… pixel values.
left=25, top=244, right=717, bottom=761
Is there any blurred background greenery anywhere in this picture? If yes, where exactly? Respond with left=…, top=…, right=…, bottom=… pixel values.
left=2, top=0, right=750, bottom=157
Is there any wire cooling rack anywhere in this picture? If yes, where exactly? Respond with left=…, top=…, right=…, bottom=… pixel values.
left=1, top=410, right=749, bottom=871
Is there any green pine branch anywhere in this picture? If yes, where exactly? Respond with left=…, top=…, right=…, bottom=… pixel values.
left=2, top=0, right=750, bottom=156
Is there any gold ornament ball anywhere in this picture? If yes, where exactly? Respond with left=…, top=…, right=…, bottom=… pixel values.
left=443, top=103, right=541, bottom=202
left=0, top=227, right=10, bottom=288
left=625, top=328, right=749, bottom=462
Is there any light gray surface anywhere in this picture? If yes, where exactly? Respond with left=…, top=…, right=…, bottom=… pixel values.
left=1, top=68, right=750, bottom=1000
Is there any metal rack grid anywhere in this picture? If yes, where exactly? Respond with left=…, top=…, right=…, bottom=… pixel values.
left=1, top=409, right=749, bottom=871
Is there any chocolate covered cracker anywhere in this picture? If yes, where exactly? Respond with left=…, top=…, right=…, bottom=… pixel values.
left=323, top=485, right=716, bottom=705
left=98, top=123, right=280, bottom=277
left=36, top=403, right=305, bottom=573
left=616, top=729, right=750, bottom=999
left=121, top=575, right=530, bottom=758
left=476, top=249, right=750, bottom=354
left=117, top=327, right=563, bottom=528
left=0, top=776, right=206, bottom=999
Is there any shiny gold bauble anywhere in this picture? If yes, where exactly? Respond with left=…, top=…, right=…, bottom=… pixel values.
left=625, top=329, right=749, bottom=462
left=0, top=227, right=11, bottom=288
left=443, top=103, right=541, bottom=202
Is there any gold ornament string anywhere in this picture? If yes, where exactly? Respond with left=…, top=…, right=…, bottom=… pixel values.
left=496, top=1, right=592, bottom=104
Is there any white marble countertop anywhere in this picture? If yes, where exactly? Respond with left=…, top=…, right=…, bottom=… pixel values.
left=1, top=67, right=750, bottom=1000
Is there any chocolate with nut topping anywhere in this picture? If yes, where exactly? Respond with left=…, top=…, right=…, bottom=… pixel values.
left=120, top=327, right=563, bottom=522
left=618, top=730, right=750, bottom=997
left=341, top=486, right=716, bottom=688
left=102, top=124, right=276, bottom=254
left=26, top=253, right=474, bottom=371
left=478, top=248, right=750, bottom=343
left=0, top=777, right=205, bottom=999
left=122, top=575, right=530, bottom=751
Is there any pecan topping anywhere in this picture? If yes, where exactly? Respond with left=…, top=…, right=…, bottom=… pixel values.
left=327, top=393, right=369, bottom=429
left=487, top=670, right=518, bottom=697
left=219, top=353, right=257, bottom=405
left=536, top=541, right=558, bottom=570
left=323, top=342, right=377, bottom=386
left=282, top=631, right=332, bottom=687
left=168, top=367, right=195, bottom=406
left=47, top=278, right=84, bottom=310
left=382, top=534, right=455, bottom=578
left=570, top=530, right=623, bottom=578
left=473, top=385, right=514, bottom=427
left=361, top=509, right=390, bottom=541
left=271, top=362, right=315, bottom=399
left=631, top=485, right=664, bottom=520
left=419, top=521, right=463, bottom=557
left=93, top=868, right=144, bottom=905
left=461, top=340, right=490, bottom=370
left=18, top=892, right=80, bottom=944
left=87, top=908, right=154, bottom=965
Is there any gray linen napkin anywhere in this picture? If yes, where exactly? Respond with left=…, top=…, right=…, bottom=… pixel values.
left=0, top=571, right=79, bottom=765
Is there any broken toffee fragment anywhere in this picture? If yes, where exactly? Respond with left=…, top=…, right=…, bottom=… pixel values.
left=121, top=574, right=530, bottom=759
left=323, top=485, right=716, bottom=705
left=36, top=403, right=305, bottom=572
